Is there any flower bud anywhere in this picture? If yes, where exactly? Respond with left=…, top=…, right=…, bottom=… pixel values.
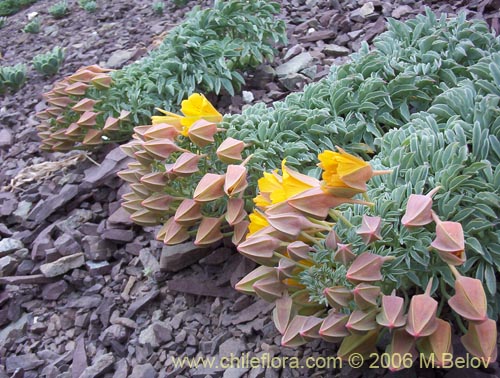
left=235, top=266, right=275, bottom=295
left=130, top=183, right=151, bottom=198
left=405, top=280, right=438, bottom=338
left=187, top=119, right=218, bottom=147
left=448, top=276, right=488, bottom=322
left=356, top=215, right=382, bottom=245
left=237, top=235, right=280, bottom=265
left=319, top=310, right=350, bottom=342
left=174, top=199, right=202, bottom=226
left=224, top=165, right=248, bottom=197
left=91, top=73, right=112, bottom=89
left=324, top=286, right=353, bottom=309
left=162, top=218, right=190, bottom=245
left=287, top=241, right=312, bottom=262
left=252, top=271, right=285, bottom=302
left=288, top=187, right=370, bottom=219
left=386, top=330, right=417, bottom=372
left=345, top=309, right=378, bottom=333
left=134, top=150, right=154, bottom=166
left=103, top=116, right=120, bottom=132
left=325, top=229, right=338, bottom=250
left=281, top=316, right=308, bottom=347
left=337, top=329, right=379, bottom=360
left=48, top=96, right=74, bottom=108
left=267, top=212, right=325, bottom=237
left=141, top=193, right=175, bottom=213
left=130, top=209, right=159, bottom=226
left=273, top=294, right=294, bottom=334
left=430, top=217, right=465, bottom=266
left=77, top=111, right=99, bottom=126
left=402, top=194, right=433, bottom=227
left=71, top=98, right=98, bottom=113
left=68, top=69, right=98, bottom=83
left=232, top=220, right=249, bottom=246
left=172, top=152, right=202, bottom=176
left=140, top=172, right=168, bottom=192
left=225, top=198, right=246, bottom=226
left=144, top=123, right=180, bottom=140
left=64, top=82, right=90, bottom=95
left=82, top=129, right=103, bottom=146
left=418, top=319, right=452, bottom=368
left=143, top=139, right=185, bottom=160
left=352, top=283, right=381, bottom=310
left=461, top=318, right=497, bottom=361
left=216, top=137, right=245, bottom=163
left=276, top=258, right=296, bottom=280
left=334, top=243, right=356, bottom=266
left=64, top=123, right=85, bottom=137
left=193, top=173, right=225, bottom=202
left=300, top=316, right=323, bottom=340
left=376, top=293, right=406, bottom=329
left=346, top=253, right=386, bottom=284
left=195, top=217, right=223, bottom=246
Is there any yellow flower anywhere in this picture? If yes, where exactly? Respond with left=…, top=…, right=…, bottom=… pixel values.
left=281, top=159, right=317, bottom=199
left=253, top=160, right=317, bottom=209
left=318, top=147, right=373, bottom=197
left=248, top=210, right=270, bottom=235
left=151, top=93, right=223, bottom=136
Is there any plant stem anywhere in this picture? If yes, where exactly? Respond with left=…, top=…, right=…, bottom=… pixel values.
left=329, top=209, right=354, bottom=227
left=273, top=252, right=311, bottom=270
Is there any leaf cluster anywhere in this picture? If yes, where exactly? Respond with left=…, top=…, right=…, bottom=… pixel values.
left=32, top=46, right=65, bottom=76
left=0, top=0, right=37, bottom=16
left=224, top=9, right=500, bottom=315
left=0, top=63, right=27, bottom=94
left=48, top=0, right=69, bottom=19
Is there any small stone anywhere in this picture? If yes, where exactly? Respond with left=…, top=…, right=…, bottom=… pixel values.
left=42, top=280, right=69, bottom=300
left=283, top=45, right=303, bottom=61
left=105, top=49, right=137, bottom=69
left=0, top=238, right=23, bottom=256
left=54, top=234, right=80, bottom=256
left=6, top=354, right=44, bottom=373
left=72, top=335, right=88, bottom=378
left=279, top=73, right=307, bottom=91
left=112, top=359, right=129, bottom=378
left=107, top=207, right=133, bottom=227
left=139, top=249, right=160, bottom=274
left=85, top=260, right=112, bottom=276
left=391, top=5, right=413, bottom=19
left=40, top=253, right=85, bottom=277
left=130, top=363, right=157, bottom=378
left=102, top=229, right=134, bottom=243
left=125, top=289, right=159, bottom=318
left=0, top=129, right=13, bottom=148
left=219, top=338, right=245, bottom=357
left=28, top=185, right=79, bottom=224
left=160, top=242, right=216, bottom=272
left=0, top=256, right=17, bottom=276
left=298, top=30, right=336, bottom=43
left=79, top=353, right=115, bottom=378
left=174, top=329, right=187, bottom=344
left=13, top=201, right=31, bottom=220
left=323, top=44, right=350, bottom=57
left=82, top=236, right=115, bottom=261
left=347, top=30, right=364, bottom=40
left=99, top=324, right=128, bottom=346
left=242, top=91, right=254, bottom=104
left=67, top=295, right=102, bottom=309
left=276, top=52, right=313, bottom=77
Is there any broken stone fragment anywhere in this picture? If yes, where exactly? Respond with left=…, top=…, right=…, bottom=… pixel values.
left=40, top=253, right=85, bottom=277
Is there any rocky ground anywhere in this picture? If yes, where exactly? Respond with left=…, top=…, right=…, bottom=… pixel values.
left=1, top=1, right=500, bottom=378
